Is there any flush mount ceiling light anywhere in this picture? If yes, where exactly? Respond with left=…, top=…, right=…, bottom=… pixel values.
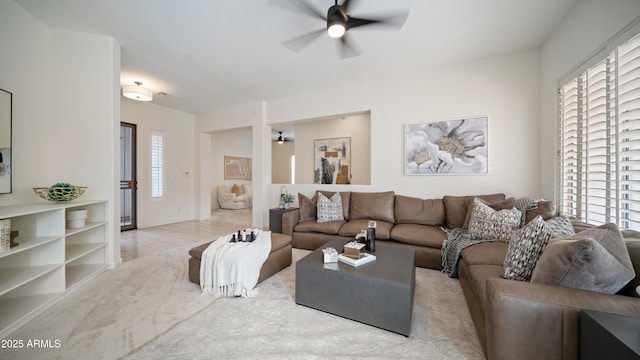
left=122, top=81, right=153, bottom=102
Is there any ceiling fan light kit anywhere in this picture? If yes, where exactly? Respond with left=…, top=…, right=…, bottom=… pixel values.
left=270, top=0, right=409, bottom=58
left=277, top=131, right=285, bottom=144
left=327, top=5, right=346, bottom=38
left=122, top=81, right=153, bottom=102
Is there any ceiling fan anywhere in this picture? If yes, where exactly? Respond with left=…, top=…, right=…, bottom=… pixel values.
left=274, top=131, right=294, bottom=144
left=269, top=0, right=409, bottom=58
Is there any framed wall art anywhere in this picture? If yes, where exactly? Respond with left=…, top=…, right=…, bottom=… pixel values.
left=224, top=156, right=252, bottom=181
left=405, top=116, right=488, bottom=175
left=0, top=89, right=11, bottom=194
left=314, top=137, right=351, bottom=184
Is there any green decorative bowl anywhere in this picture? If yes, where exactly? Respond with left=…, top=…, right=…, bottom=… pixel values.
left=33, top=184, right=87, bottom=203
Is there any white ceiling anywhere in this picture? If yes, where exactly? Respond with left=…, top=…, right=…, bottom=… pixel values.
left=15, top=0, right=577, bottom=115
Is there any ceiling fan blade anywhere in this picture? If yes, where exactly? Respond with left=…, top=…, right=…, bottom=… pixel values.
left=346, top=12, right=409, bottom=30
left=268, top=0, right=326, bottom=21
left=339, top=35, right=360, bottom=59
left=346, top=17, right=378, bottom=29
left=339, top=0, right=351, bottom=16
left=282, top=28, right=326, bottom=53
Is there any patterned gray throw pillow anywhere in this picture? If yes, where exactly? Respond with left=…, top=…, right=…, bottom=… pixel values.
left=545, top=215, right=575, bottom=238
left=317, top=192, right=344, bottom=223
left=503, top=216, right=552, bottom=281
left=468, top=198, right=521, bottom=241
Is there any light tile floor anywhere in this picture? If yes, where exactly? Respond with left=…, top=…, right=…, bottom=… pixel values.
left=120, top=209, right=253, bottom=262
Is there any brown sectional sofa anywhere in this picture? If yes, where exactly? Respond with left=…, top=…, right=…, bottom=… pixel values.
left=282, top=190, right=640, bottom=360
left=459, top=222, right=640, bottom=360
left=282, top=190, right=504, bottom=269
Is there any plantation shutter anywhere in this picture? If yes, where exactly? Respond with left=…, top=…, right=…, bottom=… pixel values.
left=151, top=133, right=165, bottom=198
left=619, top=35, right=640, bottom=230
left=558, top=31, right=640, bottom=231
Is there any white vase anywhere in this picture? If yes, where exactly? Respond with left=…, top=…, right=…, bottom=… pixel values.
left=66, top=209, right=88, bottom=229
left=284, top=203, right=291, bottom=209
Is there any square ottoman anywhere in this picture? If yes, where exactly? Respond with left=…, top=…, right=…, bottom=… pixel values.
left=188, top=232, right=292, bottom=285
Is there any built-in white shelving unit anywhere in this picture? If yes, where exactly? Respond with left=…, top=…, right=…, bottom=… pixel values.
left=0, top=200, right=108, bottom=337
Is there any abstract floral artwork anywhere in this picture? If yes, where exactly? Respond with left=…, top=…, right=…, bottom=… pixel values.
left=314, top=137, right=351, bottom=184
left=405, top=117, right=488, bottom=175
left=224, top=156, right=252, bottom=180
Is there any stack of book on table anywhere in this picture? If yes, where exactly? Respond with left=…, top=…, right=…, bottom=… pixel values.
left=338, top=241, right=376, bottom=267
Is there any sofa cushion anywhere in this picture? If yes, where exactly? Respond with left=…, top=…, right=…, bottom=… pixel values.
left=318, top=190, right=351, bottom=220
left=524, top=200, right=556, bottom=224
left=294, top=219, right=345, bottom=235
left=460, top=241, right=509, bottom=266
left=390, top=223, right=446, bottom=248
left=443, top=193, right=505, bottom=229
left=531, top=223, right=636, bottom=294
left=462, top=197, right=516, bottom=229
left=298, top=193, right=317, bottom=222
left=394, top=195, right=445, bottom=226
left=339, top=219, right=393, bottom=240
left=464, top=264, right=505, bottom=311
left=317, top=192, right=344, bottom=223
left=545, top=215, right=576, bottom=238
left=468, top=198, right=521, bottom=241
left=503, top=216, right=552, bottom=281
left=349, top=191, right=395, bottom=223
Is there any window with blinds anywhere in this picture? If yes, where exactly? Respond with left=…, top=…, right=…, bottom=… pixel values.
left=151, top=132, right=165, bottom=198
left=558, top=31, right=640, bottom=231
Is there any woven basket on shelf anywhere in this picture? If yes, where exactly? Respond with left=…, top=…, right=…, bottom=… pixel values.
left=33, top=185, right=87, bottom=203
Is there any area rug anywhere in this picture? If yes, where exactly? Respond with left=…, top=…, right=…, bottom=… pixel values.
left=0, top=241, right=218, bottom=360
left=0, top=245, right=484, bottom=360
left=125, top=250, right=485, bottom=360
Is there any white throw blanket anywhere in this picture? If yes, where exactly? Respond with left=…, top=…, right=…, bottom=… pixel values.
left=200, top=229, right=272, bottom=298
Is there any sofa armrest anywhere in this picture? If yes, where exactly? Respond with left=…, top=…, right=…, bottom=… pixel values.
left=485, top=277, right=640, bottom=360
left=281, top=209, right=299, bottom=236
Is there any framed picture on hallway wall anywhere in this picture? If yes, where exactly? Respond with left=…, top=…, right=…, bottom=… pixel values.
left=314, top=137, right=351, bottom=184
left=224, top=156, right=252, bottom=180
left=405, top=116, right=488, bottom=175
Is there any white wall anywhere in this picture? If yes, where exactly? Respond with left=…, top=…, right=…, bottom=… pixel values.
left=49, top=29, right=120, bottom=265
left=196, top=102, right=265, bottom=226
left=121, top=100, right=195, bottom=228
left=0, top=1, right=120, bottom=266
left=293, top=113, right=371, bottom=185
left=539, top=0, right=640, bottom=200
left=272, top=141, right=294, bottom=184
left=0, top=1, right=51, bottom=203
left=210, top=127, right=252, bottom=210
left=267, top=51, right=541, bottom=200
left=198, top=50, right=542, bottom=227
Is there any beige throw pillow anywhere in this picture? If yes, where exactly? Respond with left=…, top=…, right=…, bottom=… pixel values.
left=231, top=184, right=242, bottom=196
left=462, top=197, right=516, bottom=229
left=545, top=215, right=576, bottom=238
left=531, top=223, right=635, bottom=294
left=468, top=198, right=521, bottom=241
left=317, top=192, right=344, bottom=223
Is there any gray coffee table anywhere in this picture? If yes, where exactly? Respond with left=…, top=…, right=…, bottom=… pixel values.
left=295, top=239, right=416, bottom=336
